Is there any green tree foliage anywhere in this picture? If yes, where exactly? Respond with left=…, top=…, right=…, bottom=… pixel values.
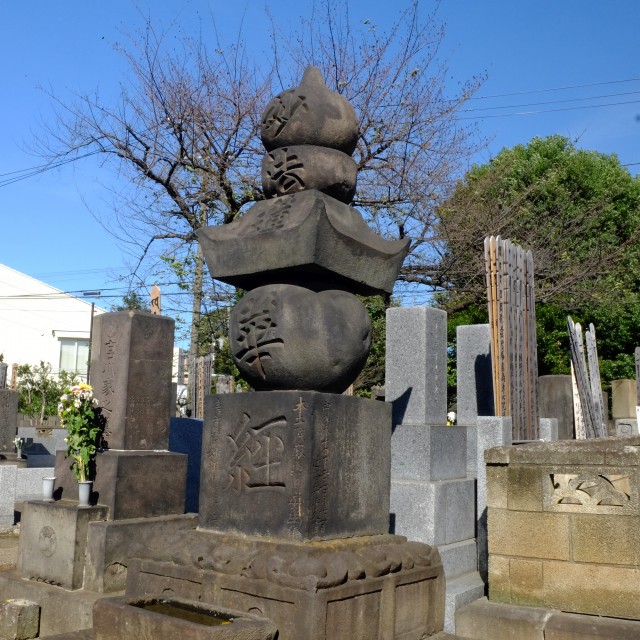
left=437, top=135, right=640, bottom=311
left=17, top=363, right=79, bottom=425
left=439, top=136, right=640, bottom=402
left=111, top=290, right=149, bottom=311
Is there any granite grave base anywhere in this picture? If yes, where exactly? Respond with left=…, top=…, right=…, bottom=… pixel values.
left=126, top=531, right=445, bottom=640
left=200, top=391, right=391, bottom=540
left=54, top=449, right=187, bottom=520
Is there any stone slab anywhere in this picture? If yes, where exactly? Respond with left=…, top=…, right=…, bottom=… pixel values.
left=546, top=610, right=640, bottom=640
left=391, top=424, right=467, bottom=481
left=0, top=598, right=39, bottom=640
left=538, top=418, right=558, bottom=441
left=390, top=477, right=476, bottom=548
left=455, top=597, right=552, bottom=640
left=538, top=376, right=574, bottom=440
left=438, top=540, right=478, bottom=580
left=615, top=418, right=638, bottom=436
left=83, top=513, right=198, bottom=592
left=17, top=426, right=67, bottom=456
left=168, top=417, right=204, bottom=513
left=386, top=306, right=447, bottom=426
left=90, top=311, right=174, bottom=450
left=476, top=417, right=512, bottom=583
left=18, top=501, right=108, bottom=590
left=612, top=379, right=636, bottom=419
left=16, top=467, right=55, bottom=501
left=199, top=391, right=390, bottom=540
left=444, top=571, right=484, bottom=634
left=0, top=466, right=17, bottom=528
left=54, top=449, right=187, bottom=520
left=0, top=569, right=104, bottom=637
left=0, top=389, right=19, bottom=452
left=456, top=324, right=494, bottom=427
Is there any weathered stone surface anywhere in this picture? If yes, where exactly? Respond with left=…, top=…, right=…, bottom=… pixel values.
left=93, top=595, right=278, bottom=640
left=391, top=424, right=466, bottom=481
left=83, top=514, right=198, bottom=592
left=438, top=539, right=478, bottom=579
left=126, top=533, right=445, bottom=640
left=538, top=417, right=558, bottom=441
left=546, top=611, right=640, bottom=639
left=90, top=311, right=174, bottom=450
left=230, top=284, right=371, bottom=393
left=0, top=598, right=39, bottom=640
left=615, top=418, right=638, bottom=436
left=18, top=501, right=108, bottom=590
left=455, top=598, right=552, bottom=640
left=391, top=478, right=476, bottom=547
left=0, top=389, right=19, bottom=451
left=612, top=379, right=636, bottom=419
left=0, top=465, right=18, bottom=528
left=262, top=145, right=357, bottom=203
left=198, top=189, right=409, bottom=296
left=506, top=464, right=543, bottom=512
left=261, top=66, right=358, bottom=155
left=538, top=375, right=574, bottom=440
left=443, top=572, right=485, bottom=634
left=571, top=514, right=640, bottom=565
left=385, top=306, right=447, bottom=426
left=54, top=449, right=187, bottom=520
left=488, top=509, right=570, bottom=560
left=456, top=324, right=494, bottom=427
left=199, top=392, right=390, bottom=540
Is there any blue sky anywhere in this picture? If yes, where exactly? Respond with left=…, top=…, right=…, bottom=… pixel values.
left=1, top=1, right=639, bottom=312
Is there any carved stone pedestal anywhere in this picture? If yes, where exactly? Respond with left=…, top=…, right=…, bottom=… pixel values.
left=126, top=531, right=445, bottom=640
left=200, top=391, right=391, bottom=540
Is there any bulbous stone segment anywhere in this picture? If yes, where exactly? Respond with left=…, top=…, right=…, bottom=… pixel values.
left=230, top=284, right=372, bottom=393
left=261, top=66, right=359, bottom=155
left=262, top=145, right=357, bottom=204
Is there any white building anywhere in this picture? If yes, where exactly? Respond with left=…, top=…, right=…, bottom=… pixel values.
left=0, top=264, right=105, bottom=380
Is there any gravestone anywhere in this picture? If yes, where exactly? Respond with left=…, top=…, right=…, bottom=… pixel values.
left=0, top=388, right=19, bottom=452
left=538, top=375, right=573, bottom=440
left=612, top=379, right=636, bottom=419
left=387, top=306, right=483, bottom=632
left=125, top=67, right=445, bottom=640
left=17, top=310, right=188, bottom=594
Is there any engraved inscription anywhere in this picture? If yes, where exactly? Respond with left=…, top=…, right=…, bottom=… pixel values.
left=234, top=294, right=284, bottom=379
left=545, top=468, right=637, bottom=514
left=100, top=327, right=118, bottom=419
left=262, top=91, right=308, bottom=138
left=249, top=198, right=293, bottom=234
left=38, top=526, right=57, bottom=557
left=265, top=148, right=306, bottom=195
left=288, top=396, right=306, bottom=538
left=225, top=413, right=287, bottom=493
left=204, top=399, right=222, bottom=526
left=311, top=399, right=331, bottom=536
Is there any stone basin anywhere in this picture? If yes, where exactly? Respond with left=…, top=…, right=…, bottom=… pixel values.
left=93, top=595, right=278, bottom=640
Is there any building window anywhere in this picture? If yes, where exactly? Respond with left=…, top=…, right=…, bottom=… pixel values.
left=59, top=339, right=90, bottom=379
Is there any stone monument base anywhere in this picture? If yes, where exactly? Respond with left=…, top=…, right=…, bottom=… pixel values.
left=125, top=530, right=445, bottom=640
left=54, top=449, right=187, bottom=520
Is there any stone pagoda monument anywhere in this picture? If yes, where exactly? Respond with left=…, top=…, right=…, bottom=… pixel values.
left=126, top=67, right=445, bottom=640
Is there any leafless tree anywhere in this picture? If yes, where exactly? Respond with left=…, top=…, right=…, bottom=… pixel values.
left=36, top=1, right=483, bottom=353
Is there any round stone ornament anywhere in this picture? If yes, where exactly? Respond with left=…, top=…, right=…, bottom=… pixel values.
left=230, top=284, right=371, bottom=392
left=261, top=66, right=359, bottom=155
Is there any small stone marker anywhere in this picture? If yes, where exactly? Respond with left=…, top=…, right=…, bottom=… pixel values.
left=150, top=284, right=161, bottom=315
left=0, top=598, right=40, bottom=640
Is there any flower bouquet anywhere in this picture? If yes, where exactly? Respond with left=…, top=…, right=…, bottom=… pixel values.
left=58, top=384, right=102, bottom=482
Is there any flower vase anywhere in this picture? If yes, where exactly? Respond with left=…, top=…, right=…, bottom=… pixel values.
left=16, top=448, right=22, bottom=459
left=42, top=477, right=56, bottom=502
left=78, top=480, right=92, bottom=507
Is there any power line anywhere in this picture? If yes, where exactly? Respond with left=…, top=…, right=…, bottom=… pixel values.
left=462, top=90, right=640, bottom=113
left=470, top=77, right=640, bottom=101
left=458, top=98, right=640, bottom=120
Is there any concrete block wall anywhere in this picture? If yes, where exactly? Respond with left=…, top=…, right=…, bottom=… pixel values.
left=486, top=437, right=640, bottom=620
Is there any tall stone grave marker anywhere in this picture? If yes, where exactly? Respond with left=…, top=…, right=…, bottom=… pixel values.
left=127, top=67, right=445, bottom=640
left=0, top=387, right=19, bottom=452
left=538, top=375, right=574, bottom=440
left=387, top=307, right=483, bottom=632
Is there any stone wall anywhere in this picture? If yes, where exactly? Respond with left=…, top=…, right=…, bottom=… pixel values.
left=486, top=436, right=640, bottom=619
